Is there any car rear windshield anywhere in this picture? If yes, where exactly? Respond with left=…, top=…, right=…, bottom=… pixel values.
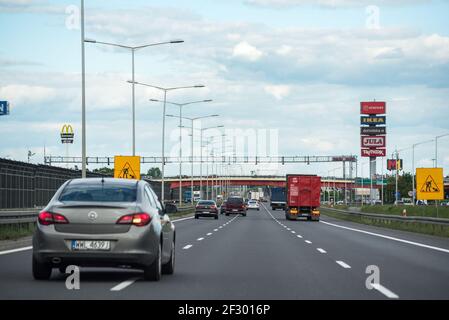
left=198, top=201, right=215, bottom=205
left=227, top=198, right=244, bottom=205
left=59, top=183, right=137, bottom=202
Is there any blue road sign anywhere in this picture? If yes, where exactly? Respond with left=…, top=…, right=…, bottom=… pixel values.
left=0, top=101, right=9, bottom=116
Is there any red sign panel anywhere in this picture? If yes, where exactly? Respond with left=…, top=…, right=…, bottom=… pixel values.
left=361, top=148, right=386, bottom=157
left=387, top=159, right=403, bottom=171
left=361, top=101, right=386, bottom=114
left=361, top=135, right=386, bottom=148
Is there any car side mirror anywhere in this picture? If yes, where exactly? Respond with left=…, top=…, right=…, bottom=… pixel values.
left=164, top=203, right=178, bottom=214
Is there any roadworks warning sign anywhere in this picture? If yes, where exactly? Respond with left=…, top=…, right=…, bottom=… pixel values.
left=114, top=156, right=141, bottom=180
left=416, top=168, right=444, bottom=200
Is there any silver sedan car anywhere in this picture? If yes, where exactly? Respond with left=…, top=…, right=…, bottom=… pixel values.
left=32, top=178, right=176, bottom=281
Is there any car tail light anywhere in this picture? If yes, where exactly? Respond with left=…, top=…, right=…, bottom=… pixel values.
left=117, top=213, right=151, bottom=227
left=210, top=205, right=216, bottom=209
left=38, top=211, right=69, bottom=225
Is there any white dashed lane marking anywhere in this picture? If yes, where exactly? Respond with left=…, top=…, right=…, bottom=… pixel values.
left=317, top=248, right=327, bottom=253
left=371, top=284, right=399, bottom=299
left=336, top=260, right=351, bottom=269
left=110, top=278, right=139, bottom=291
left=197, top=238, right=204, bottom=241
left=305, top=240, right=312, bottom=244
left=183, top=245, right=193, bottom=250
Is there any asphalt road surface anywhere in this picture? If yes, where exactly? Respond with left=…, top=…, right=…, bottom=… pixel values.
left=1, top=204, right=448, bottom=299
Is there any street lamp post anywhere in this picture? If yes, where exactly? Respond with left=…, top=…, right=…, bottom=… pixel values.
left=151, top=99, right=213, bottom=205
left=165, top=112, right=218, bottom=204
left=129, top=81, right=205, bottom=202
left=199, top=126, right=224, bottom=199
left=85, top=39, right=184, bottom=156
left=412, top=139, right=434, bottom=205
left=435, top=133, right=449, bottom=168
left=80, top=0, right=86, bottom=178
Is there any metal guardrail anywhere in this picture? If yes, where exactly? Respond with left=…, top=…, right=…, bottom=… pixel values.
left=0, top=209, right=39, bottom=225
left=175, top=206, right=194, bottom=213
left=322, top=207, right=449, bottom=225
left=0, top=205, right=195, bottom=225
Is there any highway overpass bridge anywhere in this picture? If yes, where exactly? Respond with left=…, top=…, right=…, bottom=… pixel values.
left=151, top=176, right=367, bottom=190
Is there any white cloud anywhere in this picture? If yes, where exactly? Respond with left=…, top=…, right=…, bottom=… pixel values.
left=245, top=0, right=430, bottom=8
left=2, top=3, right=449, bottom=176
left=0, top=84, right=58, bottom=105
left=276, top=45, right=292, bottom=56
left=232, top=41, right=263, bottom=61
left=264, top=84, right=291, bottom=100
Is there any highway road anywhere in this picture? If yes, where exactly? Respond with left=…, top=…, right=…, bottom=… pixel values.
left=0, top=204, right=448, bottom=299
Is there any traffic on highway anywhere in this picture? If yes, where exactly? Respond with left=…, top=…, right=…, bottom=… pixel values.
left=1, top=0, right=449, bottom=315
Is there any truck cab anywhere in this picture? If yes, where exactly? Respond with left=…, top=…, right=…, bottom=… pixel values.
left=270, top=187, right=286, bottom=210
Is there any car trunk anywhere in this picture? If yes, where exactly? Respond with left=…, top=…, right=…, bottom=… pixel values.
left=226, top=201, right=244, bottom=210
left=50, top=201, right=137, bottom=234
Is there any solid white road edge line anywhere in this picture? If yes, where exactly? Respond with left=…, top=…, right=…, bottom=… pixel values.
left=172, top=216, right=194, bottom=223
left=0, top=246, right=33, bottom=255
left=320, top=220, right=449, bottom=254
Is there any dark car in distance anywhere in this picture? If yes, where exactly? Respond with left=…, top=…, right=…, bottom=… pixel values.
left=225, top=197, right=247, bottom=216
left=220, top=201, right=227, bottom=214
left=195, top=200, right=219, bottom=219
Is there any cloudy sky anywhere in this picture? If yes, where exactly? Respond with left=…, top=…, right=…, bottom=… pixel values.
left=0, top=0, right=448, bottom=178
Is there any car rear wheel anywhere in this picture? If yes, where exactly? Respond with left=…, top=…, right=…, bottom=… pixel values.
left=32, top=256, right=52, bottom=280
left=162, top=240, right=175, bottom=275
left=194, top=215, right=199, bottom=219
left=214, top=215, right=218, bottom=220
left=143, top=244, right=161, bottom=281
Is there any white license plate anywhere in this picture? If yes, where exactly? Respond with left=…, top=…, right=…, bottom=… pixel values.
left=232, top=209, right=238, bottom=212
left=203, top=211, right=210, bottom=214
left=71, top=240, right=111, bottom=251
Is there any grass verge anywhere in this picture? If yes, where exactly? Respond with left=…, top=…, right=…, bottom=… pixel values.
left=359, top=205, right=449, bottom=219
left=321, top=208, right=449, bottom=238
left=0, top=223, right=36, bottom=241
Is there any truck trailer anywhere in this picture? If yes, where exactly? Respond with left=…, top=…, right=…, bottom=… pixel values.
left=285, top=174, right=321, bottom=221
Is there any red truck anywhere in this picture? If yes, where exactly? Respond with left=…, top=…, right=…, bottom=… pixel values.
left=285, top=174, right=321, bottom=221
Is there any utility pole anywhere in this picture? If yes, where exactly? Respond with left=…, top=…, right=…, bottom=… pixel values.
left=395, top=149, right=399, bottom=205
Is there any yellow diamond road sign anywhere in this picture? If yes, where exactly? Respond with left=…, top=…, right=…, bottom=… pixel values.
left=416, top=168, right=444, bottom=200
left=114, top=156, right=141, bottom=180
